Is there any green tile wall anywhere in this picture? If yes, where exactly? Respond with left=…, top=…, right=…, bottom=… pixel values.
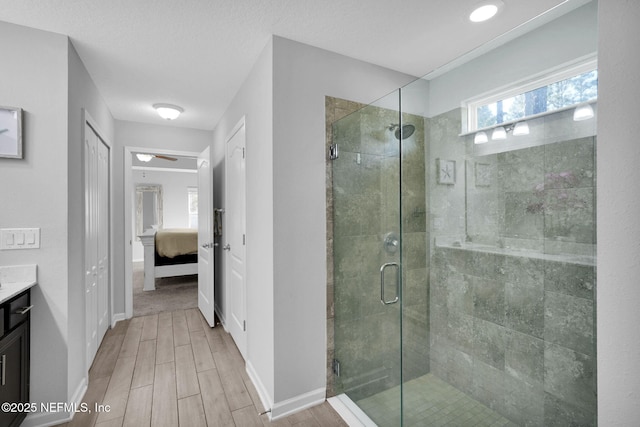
left=329, top=98, right=429, bottom=400
left=430, top=248, right=597, bottom=426
left=429, top=107, right=597, bottom=425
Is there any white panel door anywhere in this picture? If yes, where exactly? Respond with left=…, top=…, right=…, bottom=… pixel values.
left=97, top=139, right=110, bottom=342
left=225, top=120, right=247, bottom=358
left=85, top=122, right=110, bottom=368
left=84, top=124, right=99, bottom=365
left=198, top=147, right=216, bottom=327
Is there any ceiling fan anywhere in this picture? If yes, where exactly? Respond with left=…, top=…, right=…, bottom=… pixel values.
left=135, top=153, right=177, bottom=162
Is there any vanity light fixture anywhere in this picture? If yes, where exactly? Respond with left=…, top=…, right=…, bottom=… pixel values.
left=512, top=121, right=530, bottom=136
left=469, top=1, right=504, bottom=23
left=491, top=126, right=507, bottom=140
left=573, top=103, right=594, bottom=121
left=153, top=103, right=184, bottom=120
left=475, top=120, right=529, bottom=143
left=474, top=131, right=489, bottom=144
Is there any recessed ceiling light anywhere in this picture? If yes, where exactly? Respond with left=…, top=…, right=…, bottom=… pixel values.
left=469, top=1, right=504, bottom=23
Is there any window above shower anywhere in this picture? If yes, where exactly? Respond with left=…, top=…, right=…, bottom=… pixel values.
left=464, top=56, right=598, bottom=133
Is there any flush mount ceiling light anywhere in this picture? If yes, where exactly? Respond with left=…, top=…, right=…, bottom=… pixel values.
left=573, top=103, right=595, bottom=121
left=153, top=103, right=184, bottom=120
left=469, top=1, right=504, bottom=23
left=136, top=153, right=153, bottom=162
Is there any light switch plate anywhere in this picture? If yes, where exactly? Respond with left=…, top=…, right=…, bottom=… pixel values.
left=1, top=228, right=40, bottom=250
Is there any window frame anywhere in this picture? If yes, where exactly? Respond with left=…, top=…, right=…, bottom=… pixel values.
left=464, top=55, right=597, bottom=132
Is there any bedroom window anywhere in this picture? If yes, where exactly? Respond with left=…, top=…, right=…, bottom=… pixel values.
left=465, top=57, right=598, bottom=132
left=188, top=187, right=198, bottom=228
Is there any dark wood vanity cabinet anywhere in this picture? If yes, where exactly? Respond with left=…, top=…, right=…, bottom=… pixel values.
left=0, top=289, right=31, bottom=427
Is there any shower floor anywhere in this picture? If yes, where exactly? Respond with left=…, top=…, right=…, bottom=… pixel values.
left=356, top=374, right=517, bottom=427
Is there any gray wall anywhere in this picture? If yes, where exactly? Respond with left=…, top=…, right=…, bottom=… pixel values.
left=0, top=20, right=115, bottom=427
left=428, top=1, right=598, bottom=118
left=271, top=36, right=417, bottom=410
left=597, top=0, right=640, bottom=424
left=211, top=35, right=418, bottom=416
left=67, top=39, right=115, bottom=415
left=112, top=120, right=211, bottom=317
left=211, top=37, right=276, bottom=403
left=0, top=22, right=70, bottom=426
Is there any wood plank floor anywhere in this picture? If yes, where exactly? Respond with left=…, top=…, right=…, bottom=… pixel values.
left=56, top=309, right=347, bottom=427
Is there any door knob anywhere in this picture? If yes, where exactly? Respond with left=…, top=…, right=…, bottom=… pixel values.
left=222, top=244, right=231, bottom=251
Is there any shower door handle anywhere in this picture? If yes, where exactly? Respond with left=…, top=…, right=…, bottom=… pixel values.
left=380, top=262, right=400, bottom=305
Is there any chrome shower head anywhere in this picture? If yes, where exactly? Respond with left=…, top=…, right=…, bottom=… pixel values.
left=388, top=123, right=415, bottom=140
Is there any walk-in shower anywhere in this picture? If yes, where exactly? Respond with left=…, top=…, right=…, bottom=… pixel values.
left=328, top=1, right=598, bottom=426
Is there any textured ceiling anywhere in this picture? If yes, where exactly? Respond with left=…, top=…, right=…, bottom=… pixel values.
left=0, top=0, right=575, bottom=130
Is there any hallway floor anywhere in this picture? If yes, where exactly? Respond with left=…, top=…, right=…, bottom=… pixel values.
left=56, top=309, right=347, bottom=427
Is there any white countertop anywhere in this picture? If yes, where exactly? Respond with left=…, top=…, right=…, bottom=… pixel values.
left=0, top=264, right=37, bottom=304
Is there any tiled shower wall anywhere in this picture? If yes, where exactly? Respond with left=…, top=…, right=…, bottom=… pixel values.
left=327, top=98, right=596, bottom=426
left=326, top=96, right=364, bottom=397
left=326, top=96, right=429, bottom=399
left=429, top=107, right=597, bottom=426
left=430, top=248, right=596, bottom=426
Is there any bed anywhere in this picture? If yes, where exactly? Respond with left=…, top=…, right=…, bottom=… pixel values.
left=139, top=228, right=198, bottom=291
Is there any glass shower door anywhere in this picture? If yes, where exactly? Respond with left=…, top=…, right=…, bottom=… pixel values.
left=332, top=90, right=404, bottom=426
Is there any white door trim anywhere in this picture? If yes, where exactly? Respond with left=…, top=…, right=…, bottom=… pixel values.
left=123, top=146, right=201, bottom=319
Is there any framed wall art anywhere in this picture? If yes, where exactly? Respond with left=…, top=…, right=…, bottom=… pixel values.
left=0, top=106, right=23, bottom=159
left=437, top=158, right=456, bottom=185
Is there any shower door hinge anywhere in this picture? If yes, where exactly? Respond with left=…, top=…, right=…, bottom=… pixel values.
left=332, top=358, right=341, bottom=377
left=329, top=144, right=339, bottom=160
left=243, top=234, right=246, bottom=245
left=243, top=320, right=246, bottom=332
left=242, top=147, right=245, bottom=158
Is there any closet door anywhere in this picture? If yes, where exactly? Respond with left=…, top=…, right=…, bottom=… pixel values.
left=84, top=124, right=99, bottom=365
left=96, top=139, right=109, bottom=343
left=85, top=122, right=110, bottom=367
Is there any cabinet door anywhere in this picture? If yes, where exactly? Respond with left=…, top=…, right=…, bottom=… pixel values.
left=0, top=321, right=29, bottom=427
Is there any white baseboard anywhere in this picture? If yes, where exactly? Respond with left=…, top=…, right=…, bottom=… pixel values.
left=21, top=377, right=88, bottom=427
left=111, top=312, right=126, bottom=327
left=246, top=360, right=273, bottom=414
left=245, top=361, right=326, bottom=421
left=69, top=376, right=88, bottom=410
left=270, top=387, right=326, bottom=420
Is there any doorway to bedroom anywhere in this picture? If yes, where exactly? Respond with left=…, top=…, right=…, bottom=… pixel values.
left=125, top=148, right=202, bottom=317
